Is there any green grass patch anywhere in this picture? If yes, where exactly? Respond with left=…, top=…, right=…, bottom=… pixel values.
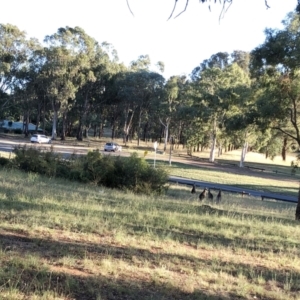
left=150, top=160, right=299, bottom=196
left=0, top=168, right=299, bottom=299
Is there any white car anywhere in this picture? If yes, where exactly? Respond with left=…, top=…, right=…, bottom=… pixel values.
left=104, top=142, right=122, bottom=152
left=30, top=134, right=52, bottom=144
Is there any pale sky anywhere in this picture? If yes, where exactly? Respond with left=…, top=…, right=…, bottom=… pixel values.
left=1, top=0, right=297, bottom=78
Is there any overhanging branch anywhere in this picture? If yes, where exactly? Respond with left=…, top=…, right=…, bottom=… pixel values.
left=126, top=0, right=134, bottom=16
left=272, top=126, right=298, bottom=143
left=126, top=0, right=272, bottom=20
left=167, top=0, right=179, bottom=20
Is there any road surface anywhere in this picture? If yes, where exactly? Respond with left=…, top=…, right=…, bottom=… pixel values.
left=0, top=139, right=297, bottom=204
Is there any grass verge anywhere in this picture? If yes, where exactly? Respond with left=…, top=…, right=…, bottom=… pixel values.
left=0, top=168, right=299, bottom=299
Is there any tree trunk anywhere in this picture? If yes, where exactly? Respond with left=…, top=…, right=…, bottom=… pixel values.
left=137, top=110, right=142, bottom=146
left=61, top=112, right=67, bottom=141
left=209, top=133, right=216, bottom=162
left=296, top=185, right=300, bottom=221
left=23, top=112, right=29, bottom=137
left=35, top=105, right=41, bottom=133
left=93, top=124, right=97, bottom=137
left=111, top=121, right=116, bottom=140
left=98, top=122, right=104, bottom=139
left=77, top=122, right=83, bottom=141
left=218, top=142, right=222, bottom=157
left=51, top=99, right=59, bottom=140
left=143, top=121, right=148, bottom=141
left=239, top=141, right=248, bottom=167
left=168, top=137, right=172, bottom=166
left=282, top=136, right=287, bottom=161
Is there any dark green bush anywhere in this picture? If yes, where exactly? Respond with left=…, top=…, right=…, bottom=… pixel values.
left=14, top=129, right=22, bottom=134
left=12, top=145, right=60, bottom=177
left=0, top=157, right=10, bottom=167
left=11, top=146, right=169, bottom=194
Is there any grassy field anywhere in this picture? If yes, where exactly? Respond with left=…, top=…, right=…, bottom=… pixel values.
left=0, top=167, right=299, bottom=300
left=153, top=160, right=299, bottom=196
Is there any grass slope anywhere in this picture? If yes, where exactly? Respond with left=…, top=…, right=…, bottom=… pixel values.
left=0, top=168, right=299, bottom=300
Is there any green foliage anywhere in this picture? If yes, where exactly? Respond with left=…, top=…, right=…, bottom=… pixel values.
left=11, top=146, right=169, bottom=194
left=12, top=145, right=60, bottom=176
left=0, top=156, right=10, bottom=166
left=14, top=128, right=22, bottom=134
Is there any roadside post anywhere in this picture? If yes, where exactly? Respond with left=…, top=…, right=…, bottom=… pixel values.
left=153, top=141, right=157, bottom=168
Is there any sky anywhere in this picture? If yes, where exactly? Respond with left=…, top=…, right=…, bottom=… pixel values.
left=1, top=0, right=297, bottom=79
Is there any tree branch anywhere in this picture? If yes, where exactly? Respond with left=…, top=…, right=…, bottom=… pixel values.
left=174, top=0, right=189, bottom=19
left=272, top=126, right=297, bottom=143
left=159, top=117, right=167, bottom=128
left=126, top=0, right=134, bottom=16
left=167, top=0, right=179, bottom=21
left=126, top=0, right=272, bottom=19
left=289, top=94, right=300, bottom=143
left=219, top=0, right=232, bottom=22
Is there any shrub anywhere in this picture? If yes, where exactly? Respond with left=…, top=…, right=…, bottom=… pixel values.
left=0, top=157, right=10, bottom=167
left=14, top=129, right=22, bottom=134
left=10, top=146, right=169, bottom=195
left=12, top=145, right=61, bottom=177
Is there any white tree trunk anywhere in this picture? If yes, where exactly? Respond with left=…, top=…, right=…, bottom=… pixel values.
left=164, top=124, right=169, bottom=153
left=239, top=141, right=248, bottom=167
left=209, top=134, right=216, bottom=162
left=52, top=109, right=58, bottom=140
left=159, top=118, right=170, bottom=153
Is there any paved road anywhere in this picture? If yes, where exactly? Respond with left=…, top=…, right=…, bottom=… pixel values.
left=0, top=139, right=297, bottom=204
left=169, top=176, right=298, bottom=204
left=0, top=139, right=126, bottom=157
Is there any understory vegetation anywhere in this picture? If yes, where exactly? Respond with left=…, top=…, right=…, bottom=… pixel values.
left=0, top=167, right=299, bottom=300
left=1, top=145, right=169, bottom=195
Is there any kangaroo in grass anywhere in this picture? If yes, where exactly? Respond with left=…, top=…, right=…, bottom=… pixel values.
left=207, top=188, right=214, bottom=201
left=191, top=183, right=196, bottom=194
left=199, top=188, right=207, bottom=201
left=216, top=190, right=222, bottom=203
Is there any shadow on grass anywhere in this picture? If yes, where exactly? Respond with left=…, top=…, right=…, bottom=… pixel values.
left=0, top=233, right=240, bottom=300
left=1, top=231, right=299, bottom=299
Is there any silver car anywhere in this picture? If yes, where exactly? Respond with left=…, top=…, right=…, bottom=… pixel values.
left=104, top=142, right=122, bottom=152
left=30, top=134, right=52, bottom=144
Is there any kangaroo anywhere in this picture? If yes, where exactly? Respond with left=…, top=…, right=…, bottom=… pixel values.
left=199, top=188, right=207, bottom=201
left=207, top=188, right=213, bottom=201
left=216, top=190, right=222, bottom=203
left=191, top=183, right=196, bottom=194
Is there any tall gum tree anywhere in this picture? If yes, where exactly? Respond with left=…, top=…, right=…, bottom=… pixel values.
left=0, top=24, right=34, bottom=116
left=192, top=60, right=251, bottom=162
left=42, top=26, right=103, bottom=140
left=251, top=11, right=300, bottom=220
left=158, top=75, right=186, bottom=153
left=251, top=12, right=300, bottom=150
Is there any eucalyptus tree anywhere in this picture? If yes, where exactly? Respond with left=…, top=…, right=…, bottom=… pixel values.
left=74, top=46, right=115, bottom=141
left=157, top=75, right=187, bottom=152
left=0, top=24, right=35, bottom=117
left=250, top=11, right=300, bottom=220
left=40, top=26, right=104, bottom=140
left=113, top=69, right=165, bottom=145
left=251, top=12, right=300, bottom=150
left=192, top=60, right=251, bottom=162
